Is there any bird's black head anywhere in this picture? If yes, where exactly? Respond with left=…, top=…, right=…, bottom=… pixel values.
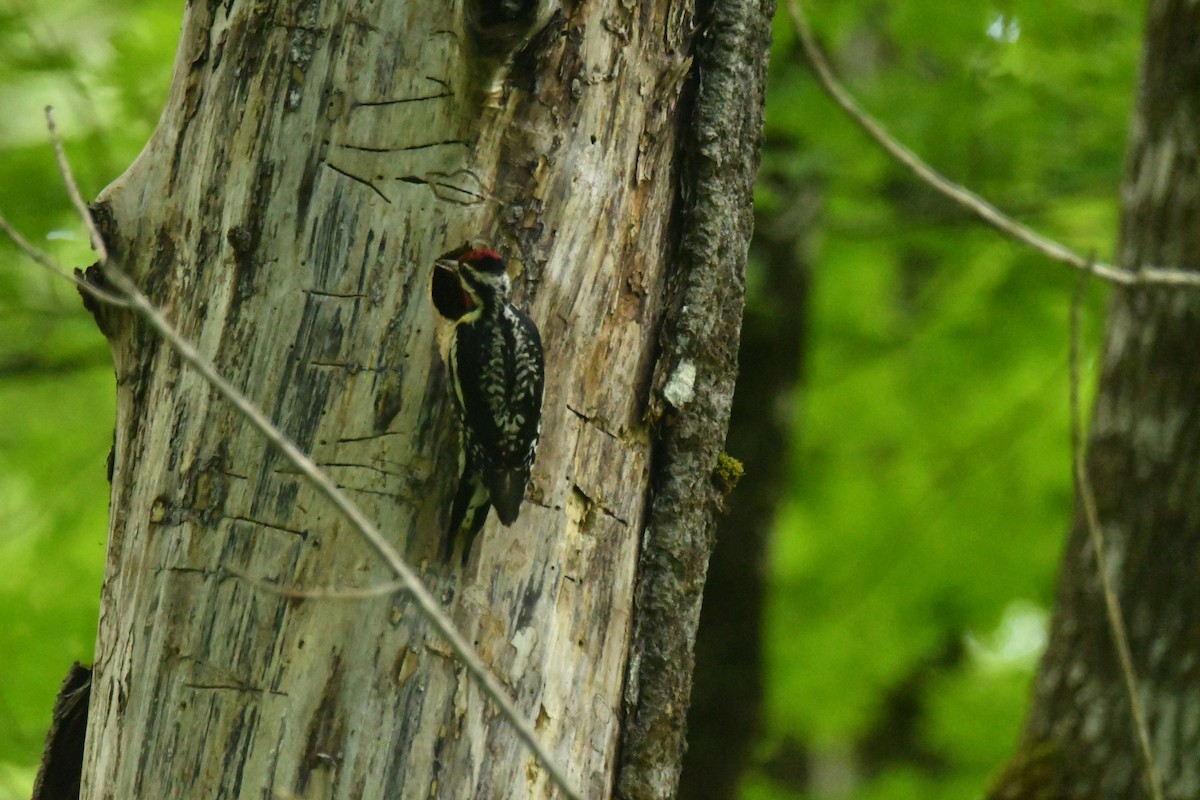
left=432, top=245, right=510, bottom=320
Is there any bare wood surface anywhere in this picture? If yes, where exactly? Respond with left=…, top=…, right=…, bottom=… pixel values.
left=78, top=2, right=713, bottom=797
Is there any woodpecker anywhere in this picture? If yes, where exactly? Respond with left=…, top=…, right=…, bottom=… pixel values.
left=430, top=246, right=544, bottom=564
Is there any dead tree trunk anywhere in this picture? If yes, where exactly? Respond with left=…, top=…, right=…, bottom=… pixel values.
left=79, top=1, right=769, bottom=798
left=990, top=1, right=1200, bottom=797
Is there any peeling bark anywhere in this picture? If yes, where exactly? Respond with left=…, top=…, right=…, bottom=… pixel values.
left=81, top=1, right=769, bottom=798
left=33, top=663, right=91, bottom=800
left=990, top=2, right=1200, bottom=798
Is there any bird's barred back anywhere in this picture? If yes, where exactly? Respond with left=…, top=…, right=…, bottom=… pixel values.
left=451, top=303, right=543, bottom=469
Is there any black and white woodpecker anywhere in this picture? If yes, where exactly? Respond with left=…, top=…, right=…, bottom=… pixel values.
left=430, top=246, right=545, bottom=563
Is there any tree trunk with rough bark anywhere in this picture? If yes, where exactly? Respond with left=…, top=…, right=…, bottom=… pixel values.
left=678, top=185, right=813, bottom=800
left=990, top=1, right=1200, bottom=797
left=77, top=1, right=769, bottom=798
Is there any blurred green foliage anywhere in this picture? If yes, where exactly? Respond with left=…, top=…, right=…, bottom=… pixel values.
left=748, top=1, right=1134, bottom=797
left=0, top=0, right=1140, bottom=798
left=0, top=1, right=175, bottom=796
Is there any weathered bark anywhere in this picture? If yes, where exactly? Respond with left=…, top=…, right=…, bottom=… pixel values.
left=79, top=1, right=768, bottom=800
left=678, top=188, right=813, bottom=798
left=990, top=1, right=1200, bottom=797
left=81, top=1, right=768, bottom=798
left=614, top=0, right=773, bottom=797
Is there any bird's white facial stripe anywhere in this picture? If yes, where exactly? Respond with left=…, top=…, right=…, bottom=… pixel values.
left=461, top=267, right=511, bottom=298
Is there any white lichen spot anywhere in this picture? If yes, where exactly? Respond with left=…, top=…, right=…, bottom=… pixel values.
left=663, top=360, right=697, bottom=408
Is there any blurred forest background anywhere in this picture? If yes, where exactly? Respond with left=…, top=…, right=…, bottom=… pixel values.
left=0, top=1, right=1134, bottom=797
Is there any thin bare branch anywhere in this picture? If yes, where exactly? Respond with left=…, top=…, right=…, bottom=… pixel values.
left=1070, top=265, right=1162, bottom=800
left=46, top=106, right=109, bottom=265
left=785, top=0, right=1200, bottom=289
left=30, top=113, right=583, bottom=800
left=0, top=212, right=130, bottom=307
left=107, top=246, right=583, bottom=800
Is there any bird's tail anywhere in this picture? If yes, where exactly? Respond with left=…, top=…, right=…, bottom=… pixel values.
left=485, top=468, right=529, bottom=526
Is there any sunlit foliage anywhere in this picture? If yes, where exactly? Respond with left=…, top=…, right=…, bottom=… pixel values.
left=748, top=1, right=1135, bottom=797
left=0, top=2, right=174, bottom=795
left=0, top=1, right=1143, bottom=798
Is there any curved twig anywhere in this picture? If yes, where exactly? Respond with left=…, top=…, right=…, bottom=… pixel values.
left=1069, top=267, right=1162, bottom=800
left=786, top=6, right=1167, bottom=795
left=785, top=0, right=1200, bottom=288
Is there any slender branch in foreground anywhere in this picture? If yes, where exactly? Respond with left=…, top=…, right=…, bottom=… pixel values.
left=6, top=106, right=584, bottom=800
left=1069, top=266, right=1161, bottom=800
left=786, top=0, right=1200, bottom=289
left=0, top=212, right=129, bottom=307
left=46, top=107, right=110, bottom=265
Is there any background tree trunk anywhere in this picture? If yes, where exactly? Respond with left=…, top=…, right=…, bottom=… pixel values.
left=80, top=1, right=768, bottom=798
left=678, top=185, right=814, bottom=800
left=990, top=1, right=1200, bottom=797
